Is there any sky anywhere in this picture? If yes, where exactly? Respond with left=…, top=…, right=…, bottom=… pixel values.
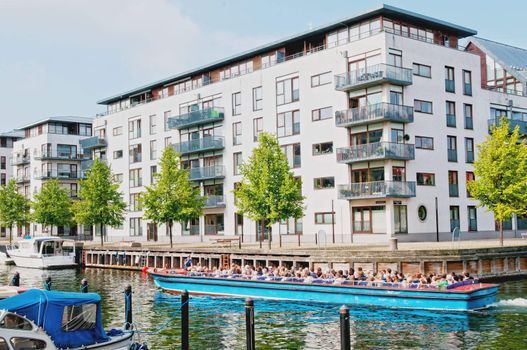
left=0, top=0, right=525, bottom=131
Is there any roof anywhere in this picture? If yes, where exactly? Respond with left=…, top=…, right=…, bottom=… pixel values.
left=469, top=37, right=527, bottom=82
left=98, top=4, right=477, bottom=105
left=0, top=289, right=109, bottom=348
left=0, top=130, right=23, bottom=138
left=18, top=116, right=94, bottom=130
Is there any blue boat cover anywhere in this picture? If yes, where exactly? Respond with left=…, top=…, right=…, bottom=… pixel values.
left=0, top=289, right=110, bottom=348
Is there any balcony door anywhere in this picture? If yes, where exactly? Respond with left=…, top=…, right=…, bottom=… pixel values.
left=351, top=167, right=384, bottom=183
left=147, top=223, right=158, bottom=242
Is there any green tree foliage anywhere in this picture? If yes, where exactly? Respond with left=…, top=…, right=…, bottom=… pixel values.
left=141, top=147, right=204, bottom=248
left=234, top=132, right=305, bottom=246
left=0, top=179, right=30, bottom=244
left=468, top=117, right=527, bottom=246
left=73, top=159, right=126, bottom=247
left=32, top=179, right=74, bottom=236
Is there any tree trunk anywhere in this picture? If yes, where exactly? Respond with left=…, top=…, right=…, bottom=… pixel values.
left=100, top=223, right=104, bottom=247
left=268, top=226, right=272, bottom=250
left=499, top=220, right=504, bottom=247
left=169, top=221, right=173, bottom=249
left=260, top=220, right=264, bottom=249
left=9, top=225, right=12, bottom=246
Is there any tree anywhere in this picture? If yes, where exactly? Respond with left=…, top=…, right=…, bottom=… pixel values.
left=73, top=159, right=126, bottom=247
left=234, top=132, right=305, bottom=248
left=32, top=179, right=73, bottom=236
left=467, top=117, right=527, bottom=246
left=0, top=179, right=30, bottom=244
left=141, top=147, right=204, bottom=248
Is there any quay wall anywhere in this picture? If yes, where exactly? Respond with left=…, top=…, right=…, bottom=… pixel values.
left=83, top=245, right=527, bottom=280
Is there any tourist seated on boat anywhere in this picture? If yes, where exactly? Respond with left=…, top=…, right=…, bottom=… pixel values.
left=354, top=267, right=366, bottom=280
left=463, top=271, right=474, bottom=280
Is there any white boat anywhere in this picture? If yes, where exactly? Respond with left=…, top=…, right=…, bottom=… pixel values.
left=0, top=245, right=14, bottom=265
left=6, top=237, right=77, bottom=269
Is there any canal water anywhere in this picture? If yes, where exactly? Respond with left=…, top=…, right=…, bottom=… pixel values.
left=0, top=265, right=526, bottom=350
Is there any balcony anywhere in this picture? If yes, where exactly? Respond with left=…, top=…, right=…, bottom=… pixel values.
left=35, top=171, right=83, bottom=180
left=188, top=165, right=225, bottom=181
left=488, top=117, right=527, bottom=135
left=335, top=103, right=414, bottom=128
left=15, top=175, right=30, bottom=183
left=337, top=181, right=416, bottom=200
left=34, top=151, right=85, bottom=161
left=335, top=64, right=413, bottom=92
left=80, top=137, right=107, bottom=149
left=168, top=107, right=225, bottom=130
left=173, top=136, right=225, bottom=155
left=10, top=155, right=30, bottom=166
left=203, top=195, right=226, bottom=209
left=336, top=142, right=415, bottom=164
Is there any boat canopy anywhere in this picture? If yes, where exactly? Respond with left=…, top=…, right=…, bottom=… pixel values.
left=0, top=289, right=109, bottom=348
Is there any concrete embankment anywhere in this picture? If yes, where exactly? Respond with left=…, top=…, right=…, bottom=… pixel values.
left=82, top=239, right=527, bottom=280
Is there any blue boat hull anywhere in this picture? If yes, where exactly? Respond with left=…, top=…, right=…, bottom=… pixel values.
left=150, top=274, right=498, bottom=311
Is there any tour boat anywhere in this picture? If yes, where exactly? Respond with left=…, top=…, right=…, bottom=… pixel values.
left=0, top=289, right=146, bottom=350
left=6, top=237, right=77, bottom=269
left=149, top=270, right=499, bottom=312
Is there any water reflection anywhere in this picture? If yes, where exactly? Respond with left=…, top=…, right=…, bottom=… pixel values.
left=0, top=265, right=525, bottom=349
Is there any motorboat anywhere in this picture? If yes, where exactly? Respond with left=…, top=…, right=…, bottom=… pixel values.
left=0, top=289, right=147, bottom=350
left=6, top=237, right=77, bottom=269
left=0, top=245, right=14, bottom=265
left=149, top=269, right=499, bottom=312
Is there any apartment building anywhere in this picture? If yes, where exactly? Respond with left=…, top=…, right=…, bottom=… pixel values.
left=12, top=116, right=94, bottom=238
left=0, top=131, right=23, bottom=238
left=87, top=4, right=527, bottom=244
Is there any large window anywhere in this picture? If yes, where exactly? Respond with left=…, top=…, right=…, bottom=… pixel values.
left=129, top=169, right=142, bottom=188
left=233, top=152, right=242, bottom=175
left=253, top=118, right=263, bottom=142
left=277, top=110, right=300, bottom=137
left=130, top=218, right=142, bottom=236
left=465, top=138, right=475, bottom=163
left=464, top=104, right=473, bottom=129
left=149, top=115, right=156, bottom=135
left=112, top=126, right=123, bottom=136
left=312, top=142, right=333, bottom=155
left=281, top=143, right=301, bottom=168
left=313, top=177, right=335, bottom=189
left=233, top=122, right=242, bottom=145
left=445, top=66, right=455, bottom=93
left=129, top=193, right=141, bottom=212
left=276, top=77, right=299, bottom=105
left=394, top=205, right=408, bottom=234
left=468, top=206, right=477, bottom=231
left=311, top=72, right=332, bottom=87
left=128, top=118, right=141, bottom=139
left=315, top=212, right=334, bottom=224
left=412, top=63, right=431, bottom=78
left=446, top=101, right=456, bottom=127
left=414, top=99, right=433, bottom=114
left=312, top=106, right=332, bottom=121
left=450, top=206, right=460, bottom=232
left=416, top=172, right=435, bottom=186
left=466, top=171, right=475, bottom=197
left=150, top=140, right=157, bottom=160
left=232, top=92, right=241, bottom=115
left=463, top=70, right=472, bottom=96
left=415, top=136, right=434, bottom=150
left=449, top=170, right=459, bottom=197
left=447, top=136, right=457, bottom=162
left=129, top=144, right=142, bottom=163
left=252, top=87, right=263, bottom=111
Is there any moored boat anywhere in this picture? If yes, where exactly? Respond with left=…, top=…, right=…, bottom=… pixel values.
left=149, top=270, right=499, bottom=312
left=6, top=237, right=77, bottom=269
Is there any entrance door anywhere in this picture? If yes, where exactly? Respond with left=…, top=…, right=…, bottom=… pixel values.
left=256, top=219, right=270, bottom=241
left=147, top=223, right=158, bottom=241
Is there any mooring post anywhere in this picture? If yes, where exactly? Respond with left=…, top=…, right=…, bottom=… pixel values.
left=181, top=290, right=189, bottom=350
left=339, top=305, right=350, bottom=350
left=124, top=285, right=132, bottom=330
left=245, top=298, right=255, bottom=350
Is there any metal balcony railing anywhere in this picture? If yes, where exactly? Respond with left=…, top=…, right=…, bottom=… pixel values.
left=34, top=151, right=85, bottom=161
left=449, top=184, right=459, bottom=197
left=173, top=136, right=225, bottom=155
left=80, top=136, right=107, bottom=149
left=335, top=103, right=414, bottom=127
left=15, top=175, right=30, bottom=183
left=203, top=195, right=226, bottom=208
left=10, top=155, right=30, bottom=166
left=335, top=64, right=413, bottom=91
left=35, top=171, right=83, bottom=180
left=188, top=165, right=225, bottom=181
left=337, top=181, right=416, bottom=200
left=168, top=107, right=225, bottom=130
left=336, top=142, right=415, bottom=163
left=448, top=149, right=458, bottom=162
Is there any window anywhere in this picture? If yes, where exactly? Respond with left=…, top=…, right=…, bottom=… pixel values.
left=416, top=172, right=435, bottom=186
left=252, top=87, right=263, bottom=111
left=128, top=118, right=141, bottom=139
left=415, top=136, right=434, bottom=150
left=468, top=206, right=477, bottom=231
left=149, top=115, right=156, bottom=135
left=129, top=144, right=142, bottom=163
left=0, top=156, right=5, bottom=170
left=233, top=152, right=242, bottom=175
left=232, top=92, right=241, bottom=115
left=388, top=48, right=402, bottom=67
left=281, top=143, right=301, bottom=168
left=164, top=137, right=172, bottom=147
left=112, top=126, right=123, bottom=136
left=414, top=99, right=433, bottom=114
left=164, top=111, right=171, bottom=131
left=445, top=101, right=456, bottom=127
left=418, top=205, right=427, bottom=222
left=277, top=110, right=300, bottom=137
left=276, top=76, right=299, bottom=105
left=9, top=338, right=46, bottom=349
left=312, top=142, right=333, bottom=155
left=233, top=122, right=242, bottom=145
left=464, top=104, right=473, bottom=130
left=412, top=63, right=431, bottom=78
left=113, top=150, right=123, bottom=159
left=466, top=172, right=475, bottom=197
left=463, top=70, right=472, bottom=96
left=0, top=174, right=5, bottom=186
left=150, top=165, right=157, bottom=184
left=129, top=193, right=141, bottom=212
left=129, top=169, right=142, bottom=187
left=312, top=107, right=332, bottom=121
left=150, top=140, right=157, bottom=160
left=449, top=171, right=459, bottom=197
left=311, top=72, right=332, bottom=87
left=130, top=218, right=142, bottom=236
left=314, top=177, right=335, bottom=189
left=315, top=212, right=334, bottom=224
left=394, top=205, right=408, bottom=234
left=445, top=66, right=455, bottom=92
left=0, top=313, right=32, bottom=330
left=113, top=173, right=123, bottom=183
left=447, top=136, right=457, bottom=162
left=390, top=90, right=403, bottom=105
left=62, top=304, right=97, bottom=331
left=253, top=118, right=263, bottom=142
left=465, top=138, right=475, bottom=163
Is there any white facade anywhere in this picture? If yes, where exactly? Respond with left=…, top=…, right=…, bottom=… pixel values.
left=87, top=7, right=527, bottom=244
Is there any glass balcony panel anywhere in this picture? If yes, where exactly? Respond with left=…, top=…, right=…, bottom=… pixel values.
left=445, top=79, right=455, bottom=92
left=446, top=114, right=456, bottom=127
left=335, top=64, right=413, bottom=91
left=188, top=165, right=225, bottom=181
left=80, top=137, right=106, bottom=149
left=203, top=195, right=226, bottom=208
left=488, top=117, right=527, bottom=135
left=337, top=181, right=416, bottom=199
left=173, top=136, right=224, bottom=155
left=449, top=184, right=459, bottom=197
left=336, top=142, right=415, bottom=163
left=448, top=149, right=458, bottom=162
left=335, top=103, right=414, bottom=127
left=168, top=107, right=225, bottom=129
